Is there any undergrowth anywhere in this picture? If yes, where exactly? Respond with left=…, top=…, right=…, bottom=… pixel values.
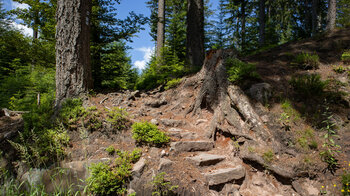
left=151, top=172, right=178, bottom=196
left=293, top=52, right=320, bottom=69
left=225, top=58, right=260, bottom=84
left=132, top=121, right=169, bottom=146
left=341, top=50, right=350, bottom=64
left=106, top=107, right=129, bottom=131
left=290, top=74, right=328, bottom=99
left=8, top=126, right=69, bottom=168
left=86, top=149, right=142, bottom=195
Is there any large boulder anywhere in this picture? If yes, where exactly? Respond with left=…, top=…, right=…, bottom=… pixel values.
left=248, top=83, right=272, bottom=104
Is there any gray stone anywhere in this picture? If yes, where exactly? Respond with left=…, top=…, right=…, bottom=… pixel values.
left=204, top=166, right=245, bottom=186
left=20, top=169, right=47, bottom=188
left=160, top=119, right=186, bottom=127
left=158, top=158, right=173, bottom=171
left=150, top=119, right=159, bottom=125
left=132, top=158, right=146, bottom=178
left=168, top=128, right=198, bottom=139
left=248, top=83, right=272, bottom=104
left=186, top=153, right=225, bottom=166
left=145, top=97, right=167, bottom=108
left=170, top=141, right=214, bottom=152
left=292, top=179, right=319, bottom=196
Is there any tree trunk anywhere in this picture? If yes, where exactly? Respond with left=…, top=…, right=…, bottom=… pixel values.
left=241, top=0, right=246, bottom=51
left=156, top=0, right=165, bottom=58
left=186, top=0, right=205, bottom=70
left=311, top=0, right=318, bottom=35
left=326, top=0, right=336, bottom=31
left=258, top=0, right=265, bottom=46
left=55, top=0, right=92, bottom=108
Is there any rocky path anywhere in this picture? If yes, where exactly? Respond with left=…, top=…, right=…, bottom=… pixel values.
left=88, top=88, right=309, bottom=196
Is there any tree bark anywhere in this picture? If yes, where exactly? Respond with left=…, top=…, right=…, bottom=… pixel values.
left=311, top=0, right=319, bottom=35
left=55, top=0, right=92, bottom=108
left=241, top=0, right=246, bottom=51
left=258, top=0, right=265, bottom=46
left=186, top=0, right=205, bottom=70
left=326, top=0, right=336, bottom=31
left=156, top=0, right=165, bottom=58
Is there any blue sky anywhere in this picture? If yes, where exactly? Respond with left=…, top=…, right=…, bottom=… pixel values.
left=3, top=0, right=219, bottom=71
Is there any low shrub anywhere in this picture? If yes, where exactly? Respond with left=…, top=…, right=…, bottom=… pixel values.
left=290, top=74, right=328, bottom=99
left=293, top=52, right=320, bottom=70
left=225, top=58, right=260, bottom=84
left=59, top=99, right=102, bottom=131
left=8, top=126, right=70, bottom=168
left=151, top=172, right=178, bottom=196
left=341, top=50, right=350, bottom=64
left=106, top=146, right=116, bottom=155
left=86, top=149, right=141, bottom=195
left=132, top=121, right=169, bottom=146
left=342, top=169, right=350, bottom=195
left=164, top=78, right=182, bottom=90
left=262, top=150, right=274, bottom=164
left=333, top=65, right=349, bottom=74
left=106, top=107, right=129, bottom=131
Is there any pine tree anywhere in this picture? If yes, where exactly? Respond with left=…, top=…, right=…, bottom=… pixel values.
left=10, top=0, right=56, bottom=40
left=187, top=0, right=205, bottom=69
left=326, top=0, right=337, bottom=31
left=259, top=0, right=266, bottom=46
left=156, top=0, right=165, bottom=58
left=90, top=0, right=147, bottom=88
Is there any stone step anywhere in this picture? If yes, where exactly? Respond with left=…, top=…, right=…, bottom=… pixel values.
left=170, top=141, right=214, bottom=152
left=168, top=128, right=198, bottom=140
left=204, top=165, right=245, bottom=186
left=186, top=153, right=225, bottom=167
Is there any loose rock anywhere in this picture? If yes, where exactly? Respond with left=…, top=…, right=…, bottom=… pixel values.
left=132, top=158, right=146, bottom=178
left=204, top=165, right=245, bottom=186
left=186, top=153, right=225, bottom=166
left=170, top=141, right=214, bottom=152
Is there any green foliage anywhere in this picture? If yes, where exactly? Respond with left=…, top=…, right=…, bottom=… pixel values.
left=99, top=41, right=138, bottom=90
left=262, top=150, right=274, bottom=164
left=8, top=126, right=69, bottom=168
left=164, top=78, right=182, bottom=90
left=281, top=99, right=301, bottom=121
left=106, top=107, right=129, bottom=131
left=290, top=74, right=328, bottom=99
left=296, top=128, right=318, bottom=150
left=59, top=99, right=85, bottom=126
left=342, top=169, right=350, bottom=195
left=341, top=50, right=350, bottom=64
left=91, top=0, right=147, bottom=89
left=59, top=99, right=102, bottom=131
left=225, top=58, right=260, bottom=84
left=106, top=146, right=116, bottom=155
left=151, top=172, right=178, bottom=196
left=293, top=52, right=320, bottom=70
left=136, top=47, right=186, bottom=90
left=319, top=104, right=340, bottom=173
left=132, top=121, right=169, bottom=146
left=86, top=149, right=141, bottom=195
left=333, top=65, right=349, bottom=73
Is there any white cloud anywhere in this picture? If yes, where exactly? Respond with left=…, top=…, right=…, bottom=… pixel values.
left=134, top=47, right=154, bottom=70
left=11, top=21, right=33, bottom=37
left=11, top=1, right=30, bottom=10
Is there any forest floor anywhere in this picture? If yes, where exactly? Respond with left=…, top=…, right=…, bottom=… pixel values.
left=2, top=28, right=350, bottom=195
left=63, top=28, right=350, bottom=195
